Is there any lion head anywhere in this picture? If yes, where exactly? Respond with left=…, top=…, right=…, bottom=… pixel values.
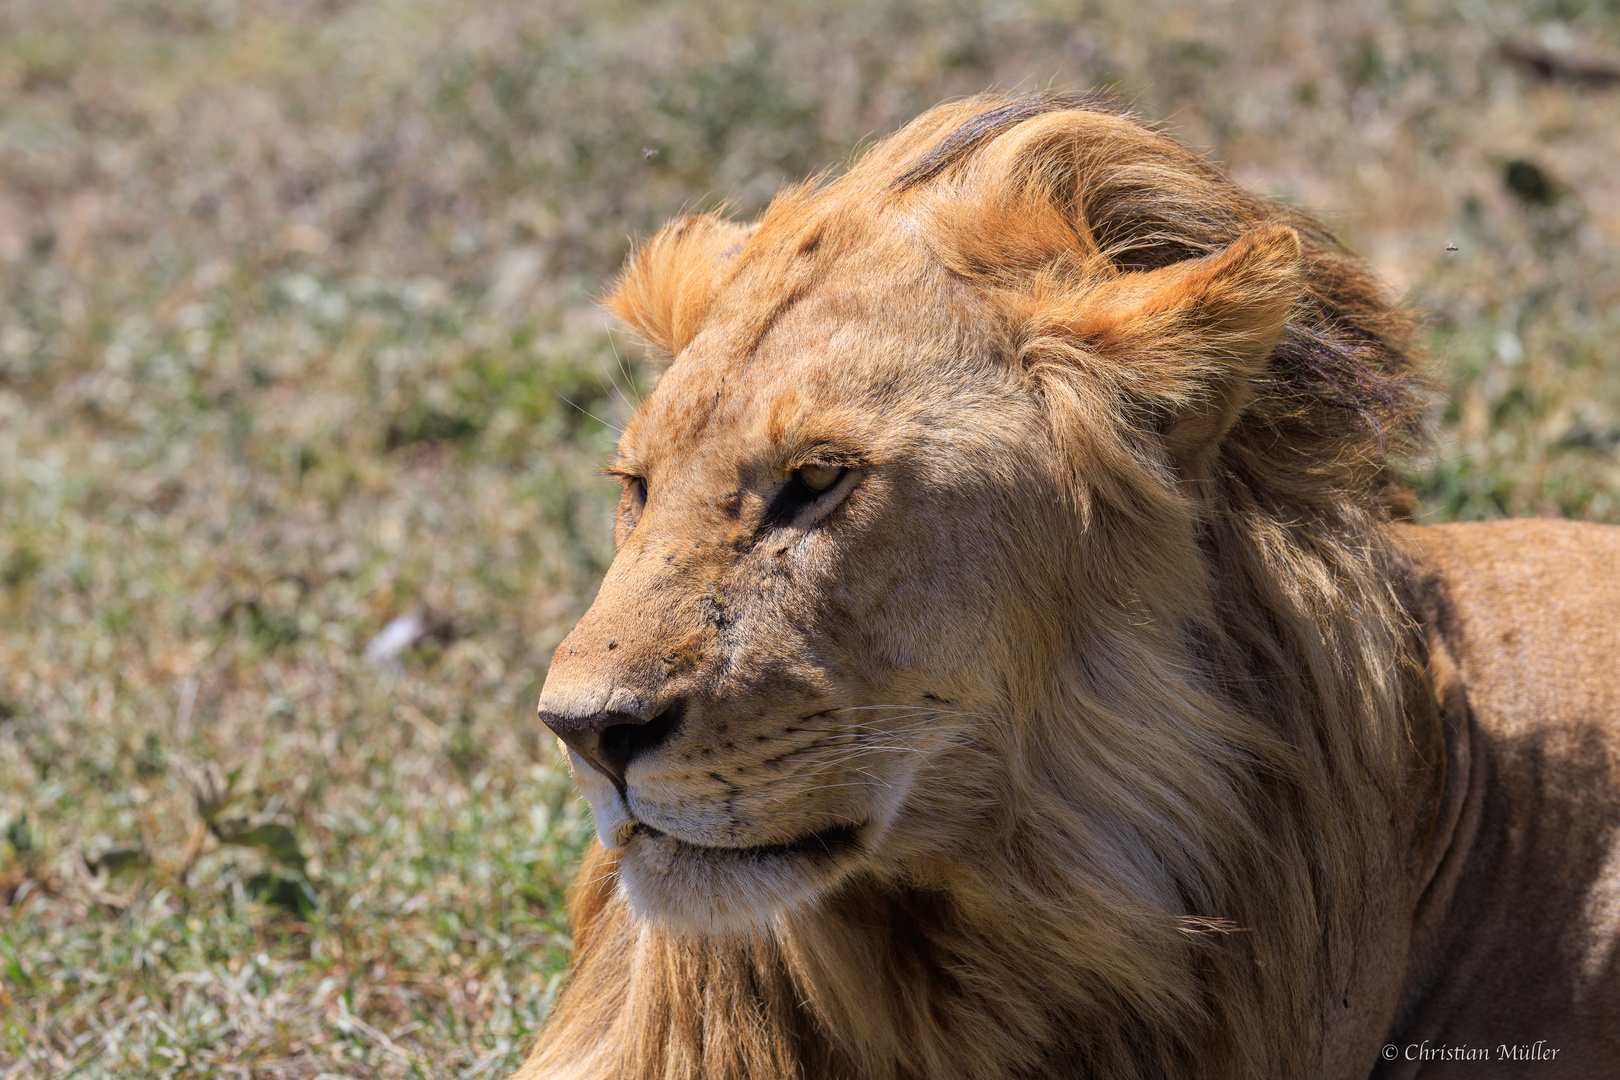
left=528, top=94, right=1426, bottom=1079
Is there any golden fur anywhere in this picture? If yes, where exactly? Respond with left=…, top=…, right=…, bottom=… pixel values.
left=513, top=95, right=1620, bottom=1079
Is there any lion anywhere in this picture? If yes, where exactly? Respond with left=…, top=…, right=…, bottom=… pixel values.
left=513, top=94, right=1620, bottom=1079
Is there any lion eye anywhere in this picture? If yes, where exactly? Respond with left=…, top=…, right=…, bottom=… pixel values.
left=766, top=464, right=854, bottom=528
left=614, top=476, right=648, bottom=544
left=794, top=465, right=844, bottom=494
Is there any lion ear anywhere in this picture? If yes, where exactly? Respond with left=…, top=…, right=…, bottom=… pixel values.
left=1048, top=225, right=1303, bottom=471
left=606, top=214, right=754, bottom=363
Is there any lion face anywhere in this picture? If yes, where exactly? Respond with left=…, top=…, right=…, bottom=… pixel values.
left=539, top=246, right=1060, bottom=931
left=538, top=144, right=1307, bottom=931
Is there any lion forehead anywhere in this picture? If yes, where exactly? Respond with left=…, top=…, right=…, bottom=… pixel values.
left=621, top=282, right=1000, bottom=483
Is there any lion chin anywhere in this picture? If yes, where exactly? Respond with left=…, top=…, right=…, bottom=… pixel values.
left=613, top=821, right=868, bottom=932
left=511, top=93, right=1620, bottom=1080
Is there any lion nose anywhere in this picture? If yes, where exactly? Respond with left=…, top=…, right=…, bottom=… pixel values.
left=539, top=701, right=682, bottom=792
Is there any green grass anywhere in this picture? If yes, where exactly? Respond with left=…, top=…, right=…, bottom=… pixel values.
left=2, top=0, right=1618, bottom=1075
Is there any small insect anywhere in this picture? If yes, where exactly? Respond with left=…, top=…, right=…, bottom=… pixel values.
left=642, top=147, right=659, bottom=162
left=1445, top=240, right=1459, bottom=257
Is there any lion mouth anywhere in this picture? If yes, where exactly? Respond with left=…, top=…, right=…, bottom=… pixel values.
left=629, top=820, right=864, bottom=863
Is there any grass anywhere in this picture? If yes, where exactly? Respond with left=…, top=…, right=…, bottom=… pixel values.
left=1, top=0, right=1618, bottom=1075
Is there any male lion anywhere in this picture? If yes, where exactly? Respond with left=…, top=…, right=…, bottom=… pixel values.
left=514, top=95, right=1620, bottom=1079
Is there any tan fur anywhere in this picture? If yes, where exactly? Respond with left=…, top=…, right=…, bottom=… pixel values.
left=607, top=214, right=757, bottom=363
left=513, top=95, right=1620, bottom=1079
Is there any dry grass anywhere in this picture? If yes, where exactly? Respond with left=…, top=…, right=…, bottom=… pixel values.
left=1, top=0, right=1617, bottom=1076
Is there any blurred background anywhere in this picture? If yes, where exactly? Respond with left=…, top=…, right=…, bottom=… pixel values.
left=1, top=0, right=1617, bottom=1075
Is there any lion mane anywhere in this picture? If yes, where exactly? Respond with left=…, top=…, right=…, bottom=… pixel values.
left=514, top=94, right=1620, bottom=1079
